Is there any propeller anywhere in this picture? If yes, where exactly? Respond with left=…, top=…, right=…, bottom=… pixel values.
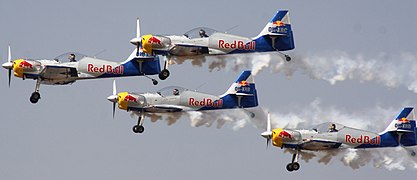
left=107, top=79, right=118, bottom=118
left=2, top=45, right=13, bottom=87
left=261, top=112, right=272, bottom=149
left=129, top=18, right=142, bottom=56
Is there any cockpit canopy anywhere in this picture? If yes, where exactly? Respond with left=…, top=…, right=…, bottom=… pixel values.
left=183, top=27, right=218, bottom=39
left=54, top=52, right=88, bottom=62
left=311, top=122, right=345, bottom=133
left=156, top=86, right=188, bottom=96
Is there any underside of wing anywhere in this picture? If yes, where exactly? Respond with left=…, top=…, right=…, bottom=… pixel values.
left=142, top=104, right=187, bottom=113
left=41, top=65, right=78, bottom=79
left=299, top=139, right=342, bottom=150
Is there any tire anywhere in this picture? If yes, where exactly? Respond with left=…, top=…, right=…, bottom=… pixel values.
left=286, top=163, right=294, bottom=172
left=292, top=162, right=300, bottom=171
left=285, top=56, right=291, bottom=62
left=152, top=80, right=158, bottom=85
left=132, top=125, right=145, bottom=133
left=30, top=92, right=40, bottom=104
left=158, top=69, right=170, bottom=80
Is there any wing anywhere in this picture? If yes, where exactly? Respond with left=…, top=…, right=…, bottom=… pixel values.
left=170, top=44, right=210, bottom=56
left=142, top=104, right=191, bottom=113
left=299, top=139, right=342, bottom=150
left=40, top=65, right=78, bottom=80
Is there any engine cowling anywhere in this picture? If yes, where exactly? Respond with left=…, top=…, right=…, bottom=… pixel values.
left=117, top=92, right=146, bottom=110
left=271, top=128, right=301, bottom=147
left=141, top=34, right=171, bottom=54
left=13, top=59, right=40, bottom=78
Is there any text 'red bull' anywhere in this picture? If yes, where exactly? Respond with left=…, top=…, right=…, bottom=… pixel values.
left=188, top=98, right=223, bottom=108
left=19, top=61, right=33, bottom=69
left=345, top=135, right=380, bottom=145
left=218, top=40, right=255, bottom=50
left=87, top=64, right=124, bottom=74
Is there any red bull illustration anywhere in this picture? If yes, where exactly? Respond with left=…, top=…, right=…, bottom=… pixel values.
left=278, top=130, right=293, bottom=140
left=123, top=95, right=137, bottom=103
left=273, top=20, right=285, bottom=27
left=18, top=60, right=33, bottom=69
left=148, top=36, right=162, bottom=45
left=238, top=80, right=249, bottom=87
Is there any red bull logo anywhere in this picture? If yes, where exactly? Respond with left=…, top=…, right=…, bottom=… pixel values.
left=397, top=117, right=411, bottom=123
left=87, top=64, right=124, bottom=74
left=123, top=95, right=137, bottom=103
left=345, top=135, right=380, bottom=145
left=238, top=81, right=249, bottom=87
left=218, top=40, right=256, bottom=50
left=18, top=60, right=33, bottom=69
left=278, top=130, right=292, bottom=140
left=148, top=36, right=162, bottom=45
left=188, top=98, right=223, bottom=108
left=272, top=20, right=285, bottom=27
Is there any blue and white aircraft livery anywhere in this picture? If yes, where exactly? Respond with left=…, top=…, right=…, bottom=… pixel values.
left=107, top=70, right=258, bottom=134
left=132, top=10, right=295, bottom=63
left=261, top=107, right=417, bottom=172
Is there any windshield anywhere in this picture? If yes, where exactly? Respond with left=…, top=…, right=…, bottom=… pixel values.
left=183, top=27, right=218, bottom=39
left=54, top=52, right=88, bottom=62
left=156, top=86, right=188, bottom=97
left=311, top=122, right=345, bottom=133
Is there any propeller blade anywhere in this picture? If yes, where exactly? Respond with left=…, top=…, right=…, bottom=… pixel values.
left=267, top=138, right=271, bottom=149
left=267, top=112, right=271, bottom=132
left=8, top=69, right=11, bottom=87
left=112, top=102, right=116, bottom=119
left=8, top=45, right=11, bottom=63
left=112, top=79, right=117, bottom=95
left=136, top=18, right=141, bottom=39
left=7, top=45, right=12, bottom=87
left=136, top=18, right=141, bottom=56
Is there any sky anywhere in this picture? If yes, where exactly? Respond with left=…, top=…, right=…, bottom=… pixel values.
left=1, top=0, right=417, bottom=179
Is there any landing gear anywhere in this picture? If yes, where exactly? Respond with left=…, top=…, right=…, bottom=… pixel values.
left=284, top=55, right=291, bottom=62
left=133, top=111, right=145, bottom=134
left=30, top=92, right=40, bottom=104
left=158, top=60, right=170, bottom=80
left=286, top=149, right=300, bottom=172
left=30, top=78, right=41, bottom=104
left=159, top=69, right=170, bottom=80
left=152, top=79, right=158, bottom=85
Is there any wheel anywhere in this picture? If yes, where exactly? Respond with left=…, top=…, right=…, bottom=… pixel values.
left=158, top=69, right=170, bottom=80
left=286, top=163, right=294, bottom=172
left=30, top=92, right=40, bottom=104
left=411, top=151, right=416, bottom=157
left=285, top=55, right=291, bottom=62
left=249, top=112, right=255, bottom=118
left=152, top=79, right=158, bottom=85
left=132, top=125, right=145, bottom=133
left=292, top=162, right=300, bottom=171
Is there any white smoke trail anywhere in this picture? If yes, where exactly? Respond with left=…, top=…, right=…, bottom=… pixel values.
left=169, top=51, right=417, bottom=93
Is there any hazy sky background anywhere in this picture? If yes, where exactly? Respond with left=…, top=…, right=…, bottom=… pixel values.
left=1, top=0, right=417, bottom=179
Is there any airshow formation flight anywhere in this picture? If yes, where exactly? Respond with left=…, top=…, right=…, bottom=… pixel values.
left=2, top=10, right=416, bottom=172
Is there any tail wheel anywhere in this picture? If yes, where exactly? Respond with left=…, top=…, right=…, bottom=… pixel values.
left=286, top=163, right=294, bottom=172
left=292, top=162, right=300, bottom=171
left=133, top=125, right=145, bottom=133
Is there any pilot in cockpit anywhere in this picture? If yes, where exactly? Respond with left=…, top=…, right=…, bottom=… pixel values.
left=328, top=123, right=338, bottom=132
left=173, top=88, right=180, bottom=96
left=199, top=29, right=209, bottom=38
left=69, top=53, right=76, bottom=62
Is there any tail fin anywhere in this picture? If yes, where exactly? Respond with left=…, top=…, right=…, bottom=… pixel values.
left=253, top=10, right=295, bottom=51
left=380, top=107, right=417, bottom=147
left=220, top=70, right=258, bottom=108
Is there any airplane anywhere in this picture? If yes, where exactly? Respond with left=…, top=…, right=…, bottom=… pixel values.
left=1, top=44, right=170, bottom=104
left=261, top=107, right=417, bottom=172
left=107, top=70, right=258, bottom=134
left=129, top=10, right=295, bottom=67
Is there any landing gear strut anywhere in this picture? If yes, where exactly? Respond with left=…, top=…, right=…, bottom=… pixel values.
left=30, top=79, right=41, bottom=104
left=286, top=149, right=300, bottom=172
left=132, top=111, right=145, bottom=134
left=158, top=60, right=170, bottom=80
